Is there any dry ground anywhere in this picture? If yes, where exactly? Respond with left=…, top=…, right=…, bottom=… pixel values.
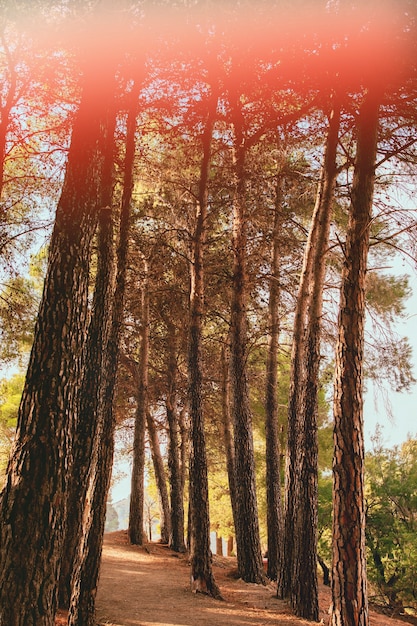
left=56, top=531, right=416, bottom=626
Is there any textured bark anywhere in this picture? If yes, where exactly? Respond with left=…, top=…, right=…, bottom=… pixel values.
left=0, top=69, right=114, bottom=626
left=264, top=174, right=284, bottom=581
left=278, top=104, right=340, bottom=615
left=331, top=91, right=379, bottom=626
left=58, top=102, right=117, bottom=611
left=230, top=136, right=265, bottom=585
left=290, top=103, right=340, bottom=622
left=166, top=326, right=186, bottom=553
left=188, top=98, right=221, bottom=599
left=147, top=411, right=171, bottom=543
left=128, top=261, right=149, bottom=545
left=68, top=89, right=137, bottom=626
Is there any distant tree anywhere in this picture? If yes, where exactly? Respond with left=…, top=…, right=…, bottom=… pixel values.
left=105, top=502, right=119, bottom=533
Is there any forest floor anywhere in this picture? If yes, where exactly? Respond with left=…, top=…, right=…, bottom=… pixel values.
left=56, top=530, right=417, bottom=626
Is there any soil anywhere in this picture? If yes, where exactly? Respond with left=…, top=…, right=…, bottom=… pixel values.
left=55, top=530, right=416, bottom=626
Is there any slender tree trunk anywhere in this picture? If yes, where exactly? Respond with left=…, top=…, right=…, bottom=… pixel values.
left=264, top=170, right=284, bottom=581
left=128, top=260, right=149, bottom=545
left=331, top=90, right=379, bottom=626
left=0, top=68, right=114, bottom=626
left=278, top=103, right=340, bottom=611
left=166, top=326, right=186, bottom=553
left=220, top=339, right=238, bottom=532
left=68, top=89, right=137, bottom=626
left=230, top=137, right=265, bottom=585
left=188, top=95, right=221, bottom=598
left=147, top=411, right=171, bottom=543
left=290, top=103, right=340, bottom=622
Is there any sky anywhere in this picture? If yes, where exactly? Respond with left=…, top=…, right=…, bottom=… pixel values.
left=364, top=268, right=417, bottom=451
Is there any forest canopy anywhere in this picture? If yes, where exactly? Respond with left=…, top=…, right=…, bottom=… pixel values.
left=0, top=1, right=416, bottom=625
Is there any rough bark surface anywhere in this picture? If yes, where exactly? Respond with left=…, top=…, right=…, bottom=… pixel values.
left=290, top=103, right=340, bottom=622
left=0, top=69, right=114, bottom=626
left=188, top=99, right=221, bottom=599
left=230, top=138, right=264, bottom=585
left=67, top=90, right=137, bottom=626
left=58, top=103, right=116, bottom=610
left=331, top=91, right=379, bottom=626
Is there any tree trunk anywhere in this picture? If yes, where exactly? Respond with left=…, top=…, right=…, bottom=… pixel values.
left=220, top=339, right=238, bottom=533
left=188, top=95, right=221, bottom=599
left=68, top=88, right=137, bottom=626
left=278, top=103, right=340, bottom=613
left=264, top=169, right=284, bottom=581
left=0, top=68, right=114, bottom=626
left=290, top=103, right=340, bottom=622
left=128, top=260, right=149, bottom=545
left=58, top=103, right=117, bottom=610
left=331, top=91, right=379, bottom=626
left=230, top=136, right=265, bottom=585
left=147, top=411, right=171, bottom=543
left=166, top=325, right=186, bottom=553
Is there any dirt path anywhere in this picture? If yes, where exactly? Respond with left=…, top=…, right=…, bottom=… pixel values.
left=87, top=531, right=414, bottom=626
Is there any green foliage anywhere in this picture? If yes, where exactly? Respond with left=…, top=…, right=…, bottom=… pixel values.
left=365, top=437, right=417, bottom=613
left=0, top=249, right=46, bottom=367
left=0, top=372, right=24, bottom=485
left=366, top=273, right=411, bottom=322
left=104, top=502, right=119, bottom=533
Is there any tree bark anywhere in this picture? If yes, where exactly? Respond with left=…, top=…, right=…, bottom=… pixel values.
left=0, top=67, right=114, bottom=626
left=291, top=103, right=340, bottom=622
left=230, top=131, right=265, bottom=585
left=331, top=90, right=379, bottom=626
left=58, top=99, right=117, bottom=611
left=166, top=324, right=186, bottom=553
left=128, top=260, right=149, bottom=545
left=188, top=93, right=221, bottom=599
left=67, top=87, right=137, bottom=626
left=264, top=168, right=284, bottom=581
left=278, top=104, right=340, bottom=617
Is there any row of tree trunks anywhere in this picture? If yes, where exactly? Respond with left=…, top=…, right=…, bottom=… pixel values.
left=0, top=65, right=116, bottom=626
left=187, top=90, right=221, bottom=598
left=331, top=89, right=380, bottom=626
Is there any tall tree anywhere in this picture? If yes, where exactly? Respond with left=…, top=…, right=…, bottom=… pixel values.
left=0, top=62, right=115, bottom=625
left=331, top=89, right=380, bottom=626
left=128, top=258, right=149, bottom=545
left=264, top=159, right=285, bottom=582
left=58, top=93, right=117, bottom=610
left=68, top=85, right=138, bottom=626
left=290, top=102, right=341, bottom=621
left=229, top=102, right=265, bottom=585
left=187, top=88, right=221, bottom=598
left=278, top=103, right=340, bottom=618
